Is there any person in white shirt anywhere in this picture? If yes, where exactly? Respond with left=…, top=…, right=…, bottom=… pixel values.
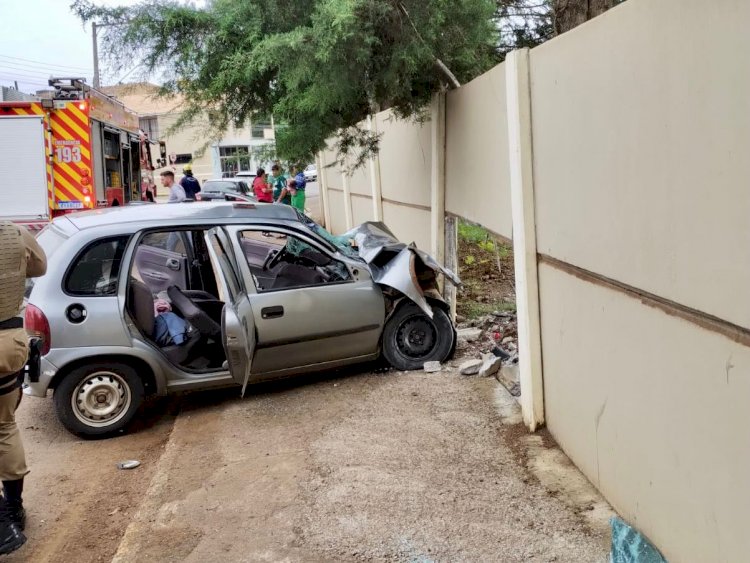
left=161, top=170, right=186, bottom=203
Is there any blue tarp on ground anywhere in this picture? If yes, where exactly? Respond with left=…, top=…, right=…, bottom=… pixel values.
left=611, top=517, right=668, bottom=563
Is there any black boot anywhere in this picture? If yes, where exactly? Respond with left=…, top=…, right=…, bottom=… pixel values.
left=0, top=498, right=25, bottom=555
left=2, top=479, right=25, bottom=530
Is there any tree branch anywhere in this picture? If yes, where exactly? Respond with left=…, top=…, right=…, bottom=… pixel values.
left=396, top=1, right=461, bottom=89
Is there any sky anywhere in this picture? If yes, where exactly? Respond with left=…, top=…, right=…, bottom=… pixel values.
left=0, top=0, right=197, bottom=94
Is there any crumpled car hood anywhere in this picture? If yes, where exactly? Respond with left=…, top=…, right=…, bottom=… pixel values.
left=338, top=222, right=461, bottom=317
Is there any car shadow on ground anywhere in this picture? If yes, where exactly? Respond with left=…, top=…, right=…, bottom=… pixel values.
left=130, top=361, right=387, bottom=434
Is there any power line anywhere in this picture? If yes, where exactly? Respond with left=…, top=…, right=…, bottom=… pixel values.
left=0, top=69, right=62, bottom=83
left=0, top=64, right=56, bottom=75
left=114, top=66, right=140, bottom=84
left=0, top=54, right=94, bottom=72
left=0, top=73, right=49, bottom=83
left=0, top=78, right=49, bottom=90
left=0, top=60, right=92, bottom=76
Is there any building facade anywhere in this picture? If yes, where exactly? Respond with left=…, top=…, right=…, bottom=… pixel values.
left=102, top=83, right=274, bottom=184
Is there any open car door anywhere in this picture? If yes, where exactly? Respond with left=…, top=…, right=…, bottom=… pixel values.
left=204, top=228, right=256, bottom=396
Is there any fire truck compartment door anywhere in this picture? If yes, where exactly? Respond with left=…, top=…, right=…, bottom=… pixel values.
left=0, top=115, right=48, bottom=220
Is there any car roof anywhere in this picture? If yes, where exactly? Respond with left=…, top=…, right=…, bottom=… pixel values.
left=60, top=202, right=299, bottom=231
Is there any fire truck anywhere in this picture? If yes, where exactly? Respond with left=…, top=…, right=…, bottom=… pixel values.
left=0, top=78, right=160, bottom=231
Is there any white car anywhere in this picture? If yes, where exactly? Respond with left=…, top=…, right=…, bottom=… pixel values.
left=303, top=164, right=317, bottom=182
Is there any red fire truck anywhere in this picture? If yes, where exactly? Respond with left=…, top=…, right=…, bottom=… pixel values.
left=0, top=78, right=159, bottom=231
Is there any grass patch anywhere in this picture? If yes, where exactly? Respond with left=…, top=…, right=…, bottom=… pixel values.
left=456, top=219, right=516, bottom=321
left=458, top=221, right=511, bottom=257
left=463, top=300, right=517, bottom=320
left=458, top=222, right=489, bottom=244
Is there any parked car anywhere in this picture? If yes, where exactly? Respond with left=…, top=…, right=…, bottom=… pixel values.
left=303, top=164, right=317, bottom=182
left=25, top=203, right=458, bottom=437
left=199, top=179, right=253, bottom=201
left=233, top=170, right=257, bottom=181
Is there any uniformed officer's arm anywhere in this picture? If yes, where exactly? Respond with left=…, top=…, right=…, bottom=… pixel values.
left=19, top=227, right=47, bottom=278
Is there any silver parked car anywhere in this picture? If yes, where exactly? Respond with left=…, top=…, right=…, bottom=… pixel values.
left=25, top=203, right=457, bottom=437
left=198, top=179, right=253, bottom=201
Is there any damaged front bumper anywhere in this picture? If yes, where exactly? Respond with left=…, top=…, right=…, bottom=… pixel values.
left=339, top=222, right=461, bottom=317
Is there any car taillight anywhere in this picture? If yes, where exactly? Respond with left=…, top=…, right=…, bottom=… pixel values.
left=25, top=304, right=50, bottom=355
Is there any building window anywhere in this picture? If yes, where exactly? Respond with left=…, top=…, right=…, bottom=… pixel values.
left=174, top=153, right=192, bottom=165
left=140, top=116, right=159, bottom=141
left=219, top=146, right=251, bottom=177
left=251, top=116, right=272, bottom=140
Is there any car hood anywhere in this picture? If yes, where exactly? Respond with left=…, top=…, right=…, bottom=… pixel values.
left=338, top=222, right=461, bottom=317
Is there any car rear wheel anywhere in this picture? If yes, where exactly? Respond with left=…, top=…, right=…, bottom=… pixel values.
left=382, top=302, right=456, bottom=371
left=54, top=362, right=144, bottom=438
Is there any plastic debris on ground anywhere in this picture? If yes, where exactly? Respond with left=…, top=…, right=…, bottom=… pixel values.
left=117, top=460, right=141, bottom=470
left=610, top=517, right=667, bottom=563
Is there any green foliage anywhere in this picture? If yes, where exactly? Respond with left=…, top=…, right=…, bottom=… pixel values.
left=458, top=221, right=489, bottom=244
left=494, top=1, right=553, bottom=59
left=459, top=219, right=511, bottom=257
left=72, top=0, right=499, bottom=165
left=463, top=299, right=516, bottom=320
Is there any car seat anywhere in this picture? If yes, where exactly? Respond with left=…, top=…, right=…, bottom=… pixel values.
left=167, top=286, right=222, bottom=339
left=127, top=278, right=201, bottom=365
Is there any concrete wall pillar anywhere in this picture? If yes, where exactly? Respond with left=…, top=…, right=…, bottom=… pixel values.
left=506, top=48, right=545, bottom=431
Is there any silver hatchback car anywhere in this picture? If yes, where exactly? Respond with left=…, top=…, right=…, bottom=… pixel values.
left=25, top=203, right=457, bottom=437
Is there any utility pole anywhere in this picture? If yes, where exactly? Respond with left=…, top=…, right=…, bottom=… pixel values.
left=93, top=21, right=127, bottom=88
left=92, top=22, right=100, bottom=88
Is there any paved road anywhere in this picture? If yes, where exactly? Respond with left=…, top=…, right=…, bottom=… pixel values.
left=8, top=360, right=611, bottom=562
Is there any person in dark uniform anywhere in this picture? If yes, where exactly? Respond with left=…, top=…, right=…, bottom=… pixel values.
left=179, top=164, right=201, bottom=200
left=0, top=222, right=46, bottom=555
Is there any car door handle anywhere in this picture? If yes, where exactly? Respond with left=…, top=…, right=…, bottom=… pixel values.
left=261, top=306, right=284, bottom=319
left=143, top=270, right=168, bottom=280
left=166, top=258, right=181, bottom=271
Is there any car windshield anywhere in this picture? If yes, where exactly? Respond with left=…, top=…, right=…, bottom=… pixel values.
left=204, top=181, right=238, bottom=192
left=295, top=211, right=362, bottom=260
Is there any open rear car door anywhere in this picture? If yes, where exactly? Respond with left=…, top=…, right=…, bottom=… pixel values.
left=204, top=228, right=256, bottom=396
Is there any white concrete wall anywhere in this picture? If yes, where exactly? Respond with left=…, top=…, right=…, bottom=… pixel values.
left=378, top=110, right=432, bottom=210
left=325, top=188, right=348, bottom=235
left=530, top=0, right=750, bottom=328
left=539, top=263, right=750, bottom=562
left=320, top=110, right=434, bottom=251
left=446, top=64, right=512, bottom=240
left=529, top=1, right=750, bottom=560
left=318, top=3, right=750, bottom=560
left=351, top=194, right=374, bottom=227
left=382, top=201, right=431, bottom=251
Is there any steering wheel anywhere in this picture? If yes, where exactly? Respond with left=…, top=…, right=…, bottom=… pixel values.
left=263, top=247, right=287, bottom=271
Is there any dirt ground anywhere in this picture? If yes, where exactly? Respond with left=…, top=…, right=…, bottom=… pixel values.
left=455, top=227, right=515, bottom=322
left=8, top=360, right=612, bottom=563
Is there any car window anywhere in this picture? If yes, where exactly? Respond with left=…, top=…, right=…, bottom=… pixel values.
left=65, top=236, right=129, bottom=296
left=209, top=235, right=241, bottom=301
left=140, top=231, right=186, bottom=254
left=238, top=230, right=351, bottom=292
left=204, top=181, right=239, bottom=193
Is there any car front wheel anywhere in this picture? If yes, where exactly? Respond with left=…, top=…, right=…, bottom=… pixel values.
left=382, top=302, right=456, bottom=371
left=53, top=362, right=144, bottom=438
